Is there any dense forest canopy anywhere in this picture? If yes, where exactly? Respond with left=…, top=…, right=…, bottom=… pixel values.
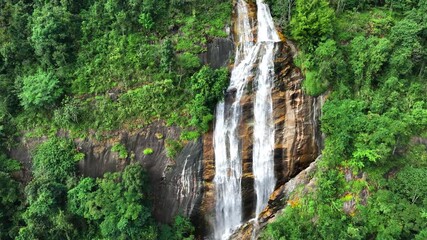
left=0, top=0, right=426, bottom=239
left=0, top=0, right=231, bottom=239
left=263, top=0, right=427, bottom=239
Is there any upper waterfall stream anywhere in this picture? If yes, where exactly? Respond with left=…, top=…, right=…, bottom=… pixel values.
left=213, top=0, right=281, bottom=239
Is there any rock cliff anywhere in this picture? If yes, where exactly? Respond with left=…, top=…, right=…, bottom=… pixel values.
left=9, top=122, right=205, bottom=224
left=197, top=1, right=323, bottom=236
left=9, top=1, right=324, bottom=238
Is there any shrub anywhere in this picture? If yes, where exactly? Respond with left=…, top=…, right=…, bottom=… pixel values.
left=165, top=139, right=184, bottom=158
left=290, top=0, right=334, bottom=51
left=18, top=70, right=63, bottom=110
left=33, top=137, right=82, bottom=182
left=53, top=97, right=81, bottom=127
left=187, top=66, right=229, bottom=132
left=143, top=148, right=154, bottom=155
left=111, top=143, right=128, bottom=159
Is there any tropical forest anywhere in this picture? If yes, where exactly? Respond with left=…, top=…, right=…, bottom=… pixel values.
left=0, top=0, right=426, bottom=239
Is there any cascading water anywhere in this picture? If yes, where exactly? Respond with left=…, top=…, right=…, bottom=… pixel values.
left=252, top=0, right=280, bottom=217
left=213, top=0, right=281, bottom=239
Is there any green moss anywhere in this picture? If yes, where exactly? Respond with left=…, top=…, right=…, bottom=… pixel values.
left=143, top=148, right=154, bottom=155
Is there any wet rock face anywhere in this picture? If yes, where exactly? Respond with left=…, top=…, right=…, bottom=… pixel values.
left=77, top=124, right=204, bottom=224
left=272, top=41, right=321, bottom=186
left=9, top=122, right=204, bottom=225
left=200, top=38, right=234, bottom=69
left=197, top=39, right=322, bottom=238
left=194, top=131, right=216, bottom=236
left=156, top=138, right=204, bottom=223
left=196, top=1, right=322, bottom=236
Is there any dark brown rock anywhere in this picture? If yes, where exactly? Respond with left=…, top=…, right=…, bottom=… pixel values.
left=10, top=122, right=205, bottom=226
left=200, top=38, right=234, bottom=69
left=196, top=130, right=216, bottom=236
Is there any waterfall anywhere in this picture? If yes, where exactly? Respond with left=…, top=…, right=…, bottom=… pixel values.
left=213, top=0, right=280, bottom=239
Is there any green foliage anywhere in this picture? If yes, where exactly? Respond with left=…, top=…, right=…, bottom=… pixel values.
left=348, top=36, right=392, bottom=92
left=111, top=143, right=128, bottom=159
left=187, top=66, right=229, bottom=132
left=171, top=215, right=195, bottom=240
left=291, top=0, right=334, bottom=50
left=177, top=52, right=201, bottom=71
left=32, top=137, right=82, bottom=182
left=19, top=179, right=75, bottom=240
left=53, top=97, right=82, bottom=127
left=0, top=153, right=20, bottom=173
left=385, top=0, right=419, bottom=11
left=119, top=79, right=178, bottom=122
left=139, top=13, right=154, bottom=30
left=329, top=0, right=387, bottom=12
left=1, top=1, right=223, bottom=239
left=143, top=148, right=154, bottom=155
left=389, top=166, right=427, bottom=204
left=18, top=69, right=63, bottom=110
left=389, top=18, right=424, bottom=76
left=30, top=1, right=75, bottom=68
left=165, top=139, right=184, bottom=158
left=355, top=167, right=427, bottom=239
left=266, top=0, right=295, bottom=34
left=68, top=164, right=158, bottom=240
left=160, top=38, right=175, bottom=73
left=2, top=0, right=233, bottom=139
left=0, top=154, right=21, bottom=239
left=264, top=0, right=427, bottom=238
left=18, top=137, right=81, bottom=240
left=0, top=99, right=11, bottom=141
left=300, top=39, right=345, bottom=95
left=159, top=215, right=195, bottom=240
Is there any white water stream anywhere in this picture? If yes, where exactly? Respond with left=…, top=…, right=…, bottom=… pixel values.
left=213, top=0, right=280, bottom=239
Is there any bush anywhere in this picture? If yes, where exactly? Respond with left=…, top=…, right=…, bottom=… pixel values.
left=290, top=0, right=334, bottom=51
left=53, top=97, right=81, bottom=127
left=111, top=143, right=128, bottom=159
left=165, top=139, right=184, bottom=158
left=33, top=137, right=82, bottom=182
left=187, top=66, right=229, bottom=132
left=67, top=164, right=158, bottom=240
left=143, top=148, right=154, bottom=155
left=18, top=70, right=63, bottom=110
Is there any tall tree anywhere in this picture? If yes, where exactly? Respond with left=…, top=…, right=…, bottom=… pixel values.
left=291, top=0, right=334, bottom=50
left=30, top=1, right=75, bottom=68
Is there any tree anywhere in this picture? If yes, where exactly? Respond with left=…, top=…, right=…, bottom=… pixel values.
left=0, top=154, right=21, bottom=239
left=68, top=164, right=158, bottom=239
left=32, top=137, right=82, bottom=182
left=266, top=0, right=295, bottom=32
left=389, top=18, right=423, bottom=76
left=17, top=137, right=82, bottom=240
left=18, top=69, right=63, bottom=110
left=18, top=178, right=76, bottom=240
left=301, top=39, right=346, bottom=96
left=349, top=36, right=391, bottom=92
left=160, top=38, right=175, bottom=73
left=30, top=1, right=75, bottom=68
left=291, top=0, right=334, bottom=50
